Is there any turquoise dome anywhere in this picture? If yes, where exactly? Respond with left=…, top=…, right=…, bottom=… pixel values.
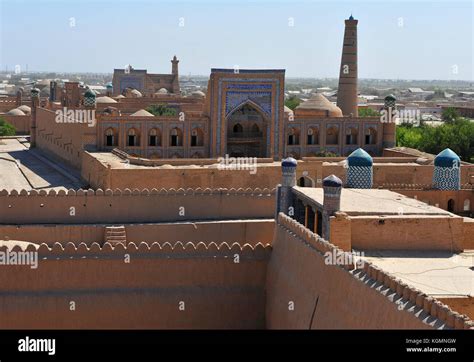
left=347, top=148, right=373, bottom=167
left=434, top=148, right=460, bottom=167
left=84, top=88, right=96, bottom=98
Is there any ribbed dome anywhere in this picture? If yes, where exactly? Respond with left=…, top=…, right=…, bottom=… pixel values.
left=156, top=88, right=169, bottom=95
left=96, top=96, right=117, bottom=104
left=434, top=148, right=460, bottom=167
left=130, top=109, right=154, bottom=117
left=347, top=148, right=373, bottom=166
left=295, top=93, right=343, bottom=117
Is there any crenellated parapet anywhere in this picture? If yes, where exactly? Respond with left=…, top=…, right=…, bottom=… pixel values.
left=0, top=187, right=276, bottom=197
left=0, top=187, right=276, bottom=224
left=276, top=212, right=474, bottom=330
left=382, top=183, right=474, bottom=190
left=26, top=241, right=272, bottom=260
left=278, top=212, right=352, bottom=267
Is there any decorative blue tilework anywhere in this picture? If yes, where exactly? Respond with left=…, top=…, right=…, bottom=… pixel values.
left=225, top=91, right=272, bottom=116
left=433, top=166, right=460, bottom=190
left=227, top=84, right=273, bottom=90
left=347, top=166, right=373, bottom=188
left=119, top=76, right=143, bottom=93
left=211, top=69, right=285, bottom=74
left=83, top=96, right=96, bottom=107
left=216, top=78, right=281, bottom=157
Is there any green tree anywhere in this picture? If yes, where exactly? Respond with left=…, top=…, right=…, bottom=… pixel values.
left=285, top=96, right=301, bottom=111
left=145, top=104, right=178, bottom=116
left=0, top=117, right=16, bottom=136
left=441, top=107, right=459, bottom=124
left=358, top=108, right=381, bottom=117
left=396, top=118, right=474, bottom=162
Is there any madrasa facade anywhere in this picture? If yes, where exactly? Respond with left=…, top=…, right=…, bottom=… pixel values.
left=32, top=15, right=396, bottom=161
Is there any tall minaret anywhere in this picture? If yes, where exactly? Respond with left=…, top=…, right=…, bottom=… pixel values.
left=337, top=15, right=358, bottom=117
left=171, top=55, right=180, bottom=94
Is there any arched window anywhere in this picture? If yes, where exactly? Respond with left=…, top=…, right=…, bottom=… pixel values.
left=127, top=128, right=139, bottom=147
left=170, top=127, right=183, bottom=147
left=251, top=123, right=260, bottom=134
left=346, top=127, right=358, bottom=145
left=326, top=126, right=339, bottom=145
left=288, top=128, right=300, bottom=145
left=149, top=128, right=162, bottom=147
left=464, top=199, right=471, bottom=211
left=447, top=199, right=455, bottom=212
left=307, top=127, right=319, bottom=145
left=298, top=176, right=314, bottom=187
left=105, top=128, right=117, bottom=147
left=233, top=123, right=243, bottom=133
left=365, top=127, right=377, bottom=145
left=191, top=128, right=204, bottom=147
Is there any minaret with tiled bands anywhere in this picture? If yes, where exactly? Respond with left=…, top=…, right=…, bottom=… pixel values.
left=337, top=15, right=358, bottom=117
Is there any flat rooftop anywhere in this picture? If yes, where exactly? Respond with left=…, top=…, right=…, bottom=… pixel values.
left=89, top=152, right=279, bottom=169
left=0, top=138, right=83, bottom=190
left=293, top=187, right=452, bottom=216
left=361, top=250, right=474, bottom=298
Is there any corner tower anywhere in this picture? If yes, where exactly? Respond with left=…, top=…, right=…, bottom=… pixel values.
left=337, top=15, right=358, bottom=117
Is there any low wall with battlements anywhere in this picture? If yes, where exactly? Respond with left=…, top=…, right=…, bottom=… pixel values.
left=0, top=188, right=275, bottom=224
left=265, top=213, right=473, bottom=329
left=81, top=150, right=474, bottom=191
left=0, top=241, right=270, bottom=329
left=0, top=219, right=274, bottom=247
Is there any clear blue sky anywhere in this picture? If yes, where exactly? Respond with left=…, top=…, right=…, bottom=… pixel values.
left=0, top=0, right=472, bottom=80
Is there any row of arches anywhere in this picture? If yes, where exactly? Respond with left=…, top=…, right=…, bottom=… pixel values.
left=231, top=123, right=261, bottom=134
left=287, top=127, right=377, bottom=146
left=104, top=127, right=205, bottom=148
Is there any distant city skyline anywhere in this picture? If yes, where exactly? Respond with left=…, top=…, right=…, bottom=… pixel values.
left=0, top=0, right=472, bottom=80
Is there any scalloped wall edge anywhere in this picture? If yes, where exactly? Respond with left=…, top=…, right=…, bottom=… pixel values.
left=276, top=212, right=473, bottom=330
left=0, top=187, right=277, bottom=197
left=27, top=241, right=272, bottom=257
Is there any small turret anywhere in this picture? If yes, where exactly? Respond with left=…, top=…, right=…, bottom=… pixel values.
left=322, top=175, right=342, bottom=240
left=346, top=148, right=373, bottom=188
left=83, top=88, right=97, bottom=108
left=277, top=157, right=297, bottom=218
left=433, top=148, right=461, bottom=190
